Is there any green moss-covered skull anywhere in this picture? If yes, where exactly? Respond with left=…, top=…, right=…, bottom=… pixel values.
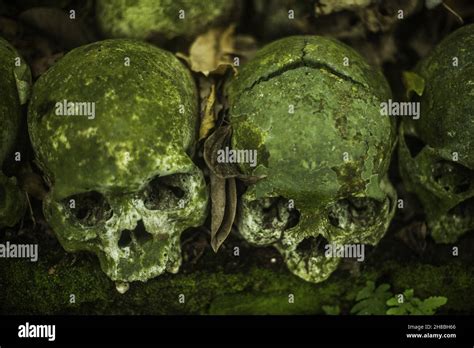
left=226, top=36, right=397, bottom=283
left=96, top=0, right=239, bottom=42
left=0, top=37, right=29, bottom=228
left=28, top=39, right=208, bottom=282
left=399, top=24, right=474, bottom=244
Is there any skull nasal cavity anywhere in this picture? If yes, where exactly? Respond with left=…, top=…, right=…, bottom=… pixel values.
left=296, top=235, right=328, bottom=254
left=118, top=220, right=153, bottom=248
left=433, top=161, right=472, bottom=194
left=118, top=230, right=132, bottom=248
left=286, top=208, right=301, bottom=230
left=404, top=134, right=426, bottom=158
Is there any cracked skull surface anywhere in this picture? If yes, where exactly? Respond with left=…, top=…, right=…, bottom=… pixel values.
left=28, top=39, right=209, bottom=282
left=399, top=24, right=474, bottom=244
left=0, top=37, right=28, bottom=228
left=226, top=36, right=397, bottom=283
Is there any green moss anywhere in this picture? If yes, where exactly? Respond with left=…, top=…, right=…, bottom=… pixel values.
left=0, top=243, right=366, bottom=314
left=1, top=230, right=474, bottom=315
left=0, top=36, right=21, bottom=164
left=226, top=35, right=394, bottom=206
left=96, top=0, right=240, bottom=42
left=387, top=262, right=474, bottom=313
left=209, top=272, right=359, bottom=315
left=0, top=253, right=113, bottom=314
left=0, top=231, right=358, bottom=314
left=28, top=39, right=198, bottom=200
left=398, top=24, right=474, bottom=244
left=0, top=36, right=28, bottom=228
left=415, top=24, right=474, bottom=157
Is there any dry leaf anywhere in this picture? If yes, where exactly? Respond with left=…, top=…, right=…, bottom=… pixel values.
left=18, top=164, right=48, bottom=201
left=177, top=25, right=238, bottom=76
left=203, top=125, right=265, bottom=184
left=204, top=125, right=264, bottom=251
left=210, top=173, right=226, bottom=236
left=203, top=125, right=239, bottom=178
left=199, top=83, right=216, bottom=141
left=210, top=175, right=237, bottom=252
left=210, top=173, right=226, bottom=251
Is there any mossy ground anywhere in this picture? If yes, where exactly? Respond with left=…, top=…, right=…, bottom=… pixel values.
left=1, top=222, right=473, bottom=315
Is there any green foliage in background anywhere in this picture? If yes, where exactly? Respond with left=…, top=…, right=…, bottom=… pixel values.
left=350, top=281, right=392, bottom=315
left=350, top=281, right=447, bottom=315
left=386, top=289, right=447, bottom=315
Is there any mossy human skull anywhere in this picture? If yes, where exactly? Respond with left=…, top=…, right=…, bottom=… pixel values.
left=0, top=37, right=28, bottom=228
left=28, top=39, right=208, bottom=282
left=226, top=36, right=397, bottom=283
left=399, top=24, right=474, bottom=244
left=96, top=0, right=239, bottom=42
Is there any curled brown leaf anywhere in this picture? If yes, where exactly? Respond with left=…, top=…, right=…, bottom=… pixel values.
left=210, top=174, right=237, bottom=252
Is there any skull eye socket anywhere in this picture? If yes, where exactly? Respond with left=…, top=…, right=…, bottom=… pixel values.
left=328, top=197, right=382, bottom=231
left=404, top=134, right=426, bottom=158
left=62, top=191, right=113, bottom=227
left=143, top=174, right=187, bottom=211
left=248, top=197, right=301, bottom=231
left=432, top=161, right=473, bottom=194
left=448, top=197, right=474, bottom=218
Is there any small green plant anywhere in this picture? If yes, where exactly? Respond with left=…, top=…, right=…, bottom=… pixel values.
left=322, top=305, right=341, bottom=315
left=350, top=281, right=447, bottom=315
left=350, top=281, right=392, bottom=315
left=386, top=289, right=447, bottom=315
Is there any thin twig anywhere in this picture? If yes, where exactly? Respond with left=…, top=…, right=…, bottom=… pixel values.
left=442, top=2, right=464, bottom=24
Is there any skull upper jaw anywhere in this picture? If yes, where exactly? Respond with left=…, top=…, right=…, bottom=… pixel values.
left=283, top=181, right=395, bottom=283
left=277, top=239, right=342, bottom=283
left=237, top=176, right=396, bottom=283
